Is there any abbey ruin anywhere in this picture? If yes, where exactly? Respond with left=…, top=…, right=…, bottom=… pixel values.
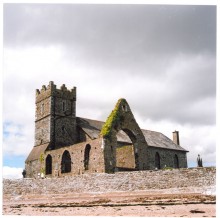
left=25, top=81, right=188, bottom=178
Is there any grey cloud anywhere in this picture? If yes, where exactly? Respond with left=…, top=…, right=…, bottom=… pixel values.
left=4, top=4, right=216, bottom=53
left=3, top=4, right=216, bottom=83
left=3, top=4, right=216, bottom=168
left=3, top=4, right=216, bottom=126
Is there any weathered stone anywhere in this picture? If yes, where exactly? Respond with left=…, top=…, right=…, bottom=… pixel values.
left=3, top=168, right=215, bottom=195
left=25, top=82, right=188, bottom=178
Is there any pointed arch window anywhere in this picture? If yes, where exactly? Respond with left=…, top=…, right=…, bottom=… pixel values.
left=45, top=154, right=52, bottom=175
left=155, top=152, right=161, bottom=169
left=61, top=150, right=72, bottom=173
left=84, top=144, right=91, bottom=170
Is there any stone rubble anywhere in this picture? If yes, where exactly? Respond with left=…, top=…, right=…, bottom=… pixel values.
left=3, top=167, right=215, bottom=196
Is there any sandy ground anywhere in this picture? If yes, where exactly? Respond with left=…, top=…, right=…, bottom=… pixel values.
left=3, top=191, right=216, bottom=217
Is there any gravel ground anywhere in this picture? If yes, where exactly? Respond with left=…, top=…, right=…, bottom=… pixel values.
left=3, top=190, right=216, bottom=217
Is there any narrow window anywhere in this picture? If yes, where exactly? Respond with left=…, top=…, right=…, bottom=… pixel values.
left=155, top=152, right=161, bottom=169
left=41, top=103, right=44, bottom=114
left=45, top=154, right=52, bottom=175
left=62, top=101, right=66, bottom=112
left=84, top=144, right=91, bottom=170
left=174, top=154, right=179, bottom=168
left=122, top=104, right=127, bottom=112
left=61, top=125, right=65, bottom=135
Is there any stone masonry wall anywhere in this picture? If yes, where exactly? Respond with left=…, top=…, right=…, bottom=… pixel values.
left=44, top=138, right=105, bottom=177
left=103, top=99, right=148, bottom=173
left=147, top=147, right=187, bottom=169
left=35, top=116, right=51, bottom=146
left=116, top=143, right=135, bottom=169
left=3, top=167, right=215, bottom=196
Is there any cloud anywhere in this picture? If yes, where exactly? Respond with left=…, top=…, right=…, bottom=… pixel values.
left=3, top=122, right=34, bottom=156
left=4, top=5, right=216, bottom=53
left=3, top=4, right=216, bottom=168
left=2, top=166, right=23, bottom=179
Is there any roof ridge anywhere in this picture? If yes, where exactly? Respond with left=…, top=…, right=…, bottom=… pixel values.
left=141, top=128, right=162, bottom=134
left=76, top=116, right=105, bottom=123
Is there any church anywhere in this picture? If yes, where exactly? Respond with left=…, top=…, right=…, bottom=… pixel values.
left=25, top=81, right=188, bottom=178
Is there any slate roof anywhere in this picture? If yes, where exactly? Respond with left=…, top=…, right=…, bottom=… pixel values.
left=76, top=117, right=103, bottom=140
left=25, top=143, right=49, bottom=162
left=141, top=129, right=187, bottom=151
left=76, top=117, right=187, bottom=152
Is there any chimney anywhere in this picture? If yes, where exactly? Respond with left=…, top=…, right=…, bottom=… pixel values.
left=173, top=130, right=180, bottom=145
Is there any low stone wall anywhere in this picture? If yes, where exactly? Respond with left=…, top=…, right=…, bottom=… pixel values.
left=3, top=167, right=215, bottom=196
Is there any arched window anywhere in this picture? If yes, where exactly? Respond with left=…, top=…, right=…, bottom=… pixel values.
left=45, top=154, right=52, bottom=175
left=174, top=154, right=179, bottom=168
left=84, top=144, right=91, bottom=170
left=155, top=152, right=161, bottom=169
left=61, top=150, right=72, bottom=173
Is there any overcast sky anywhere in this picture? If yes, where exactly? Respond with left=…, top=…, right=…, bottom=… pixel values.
left=2, top=3, right=216, bottom=178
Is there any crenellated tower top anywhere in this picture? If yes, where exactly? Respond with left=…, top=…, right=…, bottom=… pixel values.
left=34, top=81, right=77, bottom=148
left=36, top=81, right=76, bottom=103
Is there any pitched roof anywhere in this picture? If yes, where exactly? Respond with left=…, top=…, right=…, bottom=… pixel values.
left=76, top=117, right=187, bottom=152
left=141, top=129, right=187, bottom=151
left=25, top=143, right=49, bottom=162
left=76, top=117, right=103, bottom=139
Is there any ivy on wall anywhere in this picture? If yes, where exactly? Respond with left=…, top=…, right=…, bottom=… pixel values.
left=100, top=98, right=127, bottom=139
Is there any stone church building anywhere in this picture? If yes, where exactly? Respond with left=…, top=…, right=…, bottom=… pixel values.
left=25, top=81, right=188, bottom=178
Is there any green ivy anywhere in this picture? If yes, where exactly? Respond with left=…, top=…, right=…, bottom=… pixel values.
left=40, top=167, right=45, bottom=174
left=40, top=153, right=44, bottom=163
left=100, top=98, right=126, bottom=138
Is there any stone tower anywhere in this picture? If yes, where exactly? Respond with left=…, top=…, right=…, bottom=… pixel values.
left=35, top=81, right=77, bottom=149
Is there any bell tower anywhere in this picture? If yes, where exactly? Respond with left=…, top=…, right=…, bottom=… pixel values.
left=35, top=81, right=77, bottom=149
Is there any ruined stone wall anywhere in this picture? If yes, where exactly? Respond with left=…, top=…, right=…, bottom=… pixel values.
left=44, top=138, right=105, bottom=177
left=102, top=99, right=148, bottom=173
left=3, top=167, right=215, bottom=195
left=147, top=147, right=188, bottom=169
left=116, top=143, right=135, bottom=169
left=27, top=84, right=189, bottom=179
